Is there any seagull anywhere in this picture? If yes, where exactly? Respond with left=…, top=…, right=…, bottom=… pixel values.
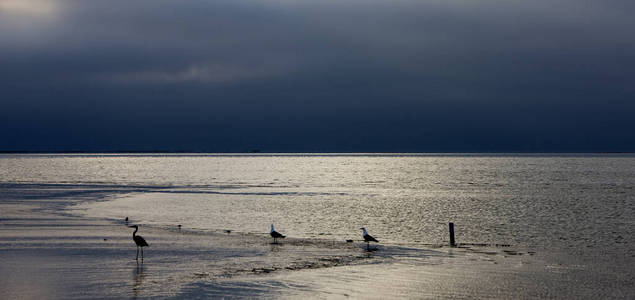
left=270, top=224, right=285, bottom=244
left=360, top=227, right=378, bottom=250
left=129, top=225, right=149, bottom=260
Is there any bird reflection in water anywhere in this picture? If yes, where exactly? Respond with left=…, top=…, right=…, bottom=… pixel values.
left=132, top=262, right=146, bottom=299
left=269, top=242, right=282, bottom=252
left=363, top=248, right=378, bottom=258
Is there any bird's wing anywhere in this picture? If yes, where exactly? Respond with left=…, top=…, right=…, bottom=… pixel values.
left=271, top=231, right=285, bottom=238
left=367, top=234, right=378, bottom=242
left=135, top=235, right=149, bottom=247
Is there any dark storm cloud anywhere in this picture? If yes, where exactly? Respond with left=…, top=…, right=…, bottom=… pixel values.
left=1, top=0, right=634, bottom=152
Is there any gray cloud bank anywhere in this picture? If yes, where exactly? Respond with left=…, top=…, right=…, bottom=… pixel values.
left=1, top=0, right=634, bottom=152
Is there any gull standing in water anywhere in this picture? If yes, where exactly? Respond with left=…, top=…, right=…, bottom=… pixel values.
left=270, top=224, right=285, bottom=244
left=129, top=225, right=149, bottom=260
left=360, top=227, right=378, bottom=250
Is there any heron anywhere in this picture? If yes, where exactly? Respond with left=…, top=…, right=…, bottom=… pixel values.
left=270, top=224, right=285, bottom=244
left=360, top=227, right=378, bottom=250
left=129, top=225, right=149, bottom=260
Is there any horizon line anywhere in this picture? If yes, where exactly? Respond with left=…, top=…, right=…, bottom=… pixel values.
left=1, top=151, right=634, bottom=155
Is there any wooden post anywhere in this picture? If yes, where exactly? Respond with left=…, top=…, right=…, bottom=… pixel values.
left=449, top=222, right=456, bottom=247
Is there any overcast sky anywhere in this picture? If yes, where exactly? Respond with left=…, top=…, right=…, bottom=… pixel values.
left=1, top=0, right=634, bottom=152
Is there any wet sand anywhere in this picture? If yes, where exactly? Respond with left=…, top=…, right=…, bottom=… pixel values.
left=0, top=186, right=393, bottom=299
left=1, top=184, right=634, bottom=299
left=0, top=204, right=380, bottom=299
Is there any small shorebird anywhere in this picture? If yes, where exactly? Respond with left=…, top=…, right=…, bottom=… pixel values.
left=270, top=224, right=285, bottom=244
left=360, top=227, right=378, bottom=250
left=129, top=225, right=149, bottom=260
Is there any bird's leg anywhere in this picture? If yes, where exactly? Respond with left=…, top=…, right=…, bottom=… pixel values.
left=136, top=247, right=139, bottom=260
left=141, top=247, right=144, bottom=261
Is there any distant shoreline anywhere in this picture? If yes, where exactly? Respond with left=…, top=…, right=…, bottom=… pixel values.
left=1, top=151, right=634, bottom=156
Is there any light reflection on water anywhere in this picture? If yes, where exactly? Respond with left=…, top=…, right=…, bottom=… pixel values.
left=132, top=262, right=146, bottom=299
left=2, top=154, right=635, bottom=266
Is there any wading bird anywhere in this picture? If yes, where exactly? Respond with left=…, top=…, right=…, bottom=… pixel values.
left=270, top=224, right=285, bottom=244
left=129, top=225, right=149, bottom=260
left=360, top=227, right=378, bottom=250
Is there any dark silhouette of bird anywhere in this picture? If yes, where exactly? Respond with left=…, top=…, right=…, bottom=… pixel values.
left=129, top=225, right=149, bottom=260
left=270, top=224, right=285, bottom=244
left=360, top=227, right=378, bottom=250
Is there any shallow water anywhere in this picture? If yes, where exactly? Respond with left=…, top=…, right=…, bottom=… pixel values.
left=1, top=153, right=634, bottom=298
left=3, top=154, right=632, bottom=253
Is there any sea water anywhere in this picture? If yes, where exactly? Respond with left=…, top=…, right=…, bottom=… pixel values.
left=1, top=153, right=634, bottom=297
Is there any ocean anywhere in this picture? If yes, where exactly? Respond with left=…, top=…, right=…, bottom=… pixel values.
left=1, top=153, right=634, bottom=298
